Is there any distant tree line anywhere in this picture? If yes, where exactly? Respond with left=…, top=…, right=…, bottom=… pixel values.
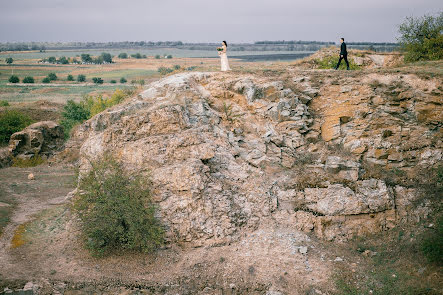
left=40, top=53, right=113, bottom=64
left=254, top=40, right=335, bottom=45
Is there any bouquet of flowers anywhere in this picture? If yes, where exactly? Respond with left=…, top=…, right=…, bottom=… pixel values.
left=217, top=47, right=223, bottom=51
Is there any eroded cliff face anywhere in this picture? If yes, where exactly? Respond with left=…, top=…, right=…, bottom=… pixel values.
left=71, top=71, right=442, bottom=246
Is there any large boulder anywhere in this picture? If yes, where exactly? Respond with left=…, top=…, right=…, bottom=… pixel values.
left=9, top=121, right=64, bottom=159
left=71, top=72, right=438, bottom=244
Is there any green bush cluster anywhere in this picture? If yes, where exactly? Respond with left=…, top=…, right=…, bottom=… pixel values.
left=120, top=77, right=127, bottom=83
left=60, top=89, right=134, bottom=138
left=92, top=77, right=104, bottom=84
left=0, top=110, right=33, bottom=144
left=314, top=55, right=360, bottom=70
left=22, top=76, right=34, bottom=83
left=8, top=75, right=19, bottom=83
left=130, top=53, right=146, bottom=59
left=0, top=100, right=9, bottom=107
left=398, top=12, right=443, bottom=62
left=67, top=74, right=74, bottom=81
left=77, top=74, right=86, bottom=82
left=73, top=153, right=164, bottom=256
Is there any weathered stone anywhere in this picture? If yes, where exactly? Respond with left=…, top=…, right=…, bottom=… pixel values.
left=9, top=121, right=64, bottom=159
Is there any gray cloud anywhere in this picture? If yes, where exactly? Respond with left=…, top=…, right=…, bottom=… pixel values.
left=0, top=0, right=441, bottom=42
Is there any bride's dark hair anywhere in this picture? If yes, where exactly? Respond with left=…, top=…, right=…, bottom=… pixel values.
left=223, top=41, right=227, bottom=47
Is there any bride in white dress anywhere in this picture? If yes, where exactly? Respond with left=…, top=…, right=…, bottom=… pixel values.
left=217, top=41, right=231, bottom=71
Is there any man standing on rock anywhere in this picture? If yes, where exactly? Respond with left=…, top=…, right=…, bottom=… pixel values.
left=335, top=38, right=350, bottom=70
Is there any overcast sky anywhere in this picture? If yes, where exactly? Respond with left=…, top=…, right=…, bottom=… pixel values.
left=1, top=0, right=441, bottom=43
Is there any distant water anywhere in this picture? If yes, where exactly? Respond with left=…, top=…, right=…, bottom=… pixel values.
left=228, top=52, right=314, bottom=62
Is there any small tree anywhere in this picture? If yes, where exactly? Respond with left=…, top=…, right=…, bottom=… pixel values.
left=73, top=153, right=164, bottom=256
left=47, top=56, right=56, bottom=63
left=58, top=56, right=69, bottom=64
left=92, top=77, right=104, bottom=84
left=77, top=74, right=86, bottom=82
left=118, top=53, right=128, bottom=59
left=42, top=77, right=51, bottom=83
left=398, top=12, right=443, bottom=62
left=6, top=57, right=13, bottom=64
left=67, top=74, right=74, bottom=81
left=22, top=76, right=34, bottom=83
left=81, top=53, right=92, bottom=63
left=110, top=80, right=117, bottom=84
left=47, top=73, right=58, bottom=81
left=0, top=110, right=33, bottom=143
left=8, top=75, right=19, bottom=83
left=101, top=52, right=113, bottom=63
left=120, top=77, right=127, bottom=83
left=155, top=55, right=161, bottom=59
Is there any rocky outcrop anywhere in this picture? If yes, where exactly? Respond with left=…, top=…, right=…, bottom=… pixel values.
left=72, top=71, right=441, bottom=245
left=9, top=121, right=64, bottom=159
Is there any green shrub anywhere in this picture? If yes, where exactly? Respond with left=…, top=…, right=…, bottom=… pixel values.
left=0, top=100, right=9, bottom=107
left=67, top=74, right=74, bottom=81
left=0, top=110, right=33, bottom=144
left=173, top=65, right=181, bottom=70
left=73, top=153, right=164, bottom=256
left=60, top=100, right=90, bottom=138
left=6, top=57, right=13, bottom=64
left=157, top=67, right=173, bottom=75
left=92, top=77, right=103, bottom=84
left=110, top=80, right=117, bottom=84
left=398, top=12, right=443, bottom=62
left=77, top=74, right=86, bottom=82
left=42, top=77, right=51, bottom=83
left=166, top=55, right=173, bottom=59
left=118, top=53, right=128, bottom=59
left=47, top=73, right=57, bottom=81
left=155, top=55, right=161, bottom=59
left=120, top=77, right=127, bottom=83
left=314, top=55, right=360, bottom=70
left=22, top=76, right=34, bottom=83
left=8, top=75, right=19, bottom=83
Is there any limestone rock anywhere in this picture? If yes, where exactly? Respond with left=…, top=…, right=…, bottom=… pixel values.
left=9, top=121, right=64, bottom=159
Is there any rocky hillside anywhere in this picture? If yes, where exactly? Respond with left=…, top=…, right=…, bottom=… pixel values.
left=70, top=69, right=442, bottom=247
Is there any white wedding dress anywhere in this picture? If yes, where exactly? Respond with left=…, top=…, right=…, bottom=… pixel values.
left=219, top=45, right=231, bottom=71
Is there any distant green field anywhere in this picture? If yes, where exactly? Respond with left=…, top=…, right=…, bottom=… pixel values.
left=0, top=84, right=133, bottom=103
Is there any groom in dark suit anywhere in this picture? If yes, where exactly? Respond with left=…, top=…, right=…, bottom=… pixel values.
left=335, top=38, right=350, bottom=70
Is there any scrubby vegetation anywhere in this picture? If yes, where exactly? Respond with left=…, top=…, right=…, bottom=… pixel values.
left=60, top=88, right=134, bottom=138
left=0, top=110, right=33, bottom=144
left=398, top=12, right=443, bottom=62
left=118, top=53, right=128, bottom=59
left=11, top=155, right=45, bottom=167
left=313, top=55, right=360, bottom=70
left=67, top=74, right=74, bottom=81
left=0, top=100, right=9, bottom=107
left=73, top=153, right=164, bottom=256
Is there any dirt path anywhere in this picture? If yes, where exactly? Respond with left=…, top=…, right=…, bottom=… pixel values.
left=0, top=164, right=76, bottom=279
